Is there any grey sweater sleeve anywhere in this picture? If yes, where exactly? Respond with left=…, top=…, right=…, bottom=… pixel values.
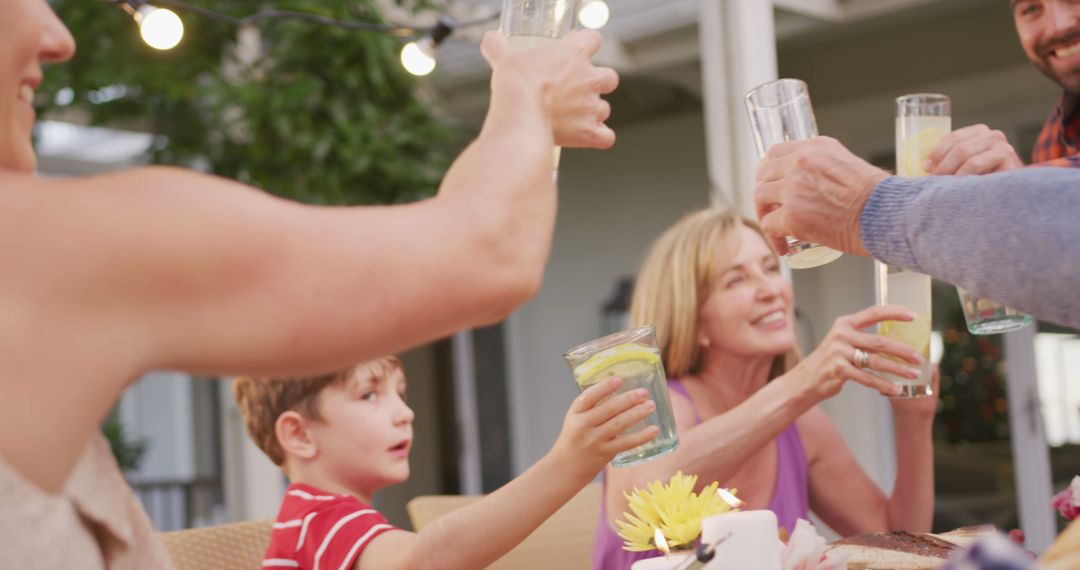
left=860, top=168, right=1080, bottom=329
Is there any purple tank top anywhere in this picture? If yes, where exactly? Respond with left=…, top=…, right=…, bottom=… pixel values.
left=592, top=379, right=809, bottom=570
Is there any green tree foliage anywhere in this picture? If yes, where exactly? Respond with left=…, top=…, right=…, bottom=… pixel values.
left=37, top=0, right=461, bottom=205
left=102, top=416, right=148, bottom=472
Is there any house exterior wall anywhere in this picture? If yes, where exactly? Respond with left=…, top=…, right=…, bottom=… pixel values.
left=504, top=111, right=714, bottom=471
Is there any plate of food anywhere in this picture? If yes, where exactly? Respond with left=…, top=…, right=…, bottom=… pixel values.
left=826, top=526, right=996, bottom=569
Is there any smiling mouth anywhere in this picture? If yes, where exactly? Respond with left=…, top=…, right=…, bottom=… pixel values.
left=1053, top=41, right=1080, bottom=59
left=1041, top=28, right=1080, bottom=60
left=389, top=441, right=410, bottom=452
left=753, top=310, right=786, bottom=325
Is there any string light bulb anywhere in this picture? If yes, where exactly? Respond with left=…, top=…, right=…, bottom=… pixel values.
left=401, top=39, right=437, bottom=76
left=110, top=1, right=492, bottom=72
left=135, top=5, right=185, bottom=50
left=400, top=16, right=455, bottom=77
left=578, top=0, right=610, bottom=30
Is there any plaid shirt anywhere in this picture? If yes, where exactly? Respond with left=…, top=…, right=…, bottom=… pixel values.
left=1031, top=93, right=1080, bottom=167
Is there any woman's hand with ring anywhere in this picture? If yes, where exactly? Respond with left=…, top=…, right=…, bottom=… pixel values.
left=782, top=304, right=926, bottom=402
left=853, top=348, right=871, bottom=369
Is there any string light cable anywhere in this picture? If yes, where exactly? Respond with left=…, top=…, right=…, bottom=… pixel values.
left=108, top=0, right=608, bottom=75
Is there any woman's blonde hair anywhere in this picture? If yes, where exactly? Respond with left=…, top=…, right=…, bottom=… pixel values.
left=630, top=206, right=799, bottom=379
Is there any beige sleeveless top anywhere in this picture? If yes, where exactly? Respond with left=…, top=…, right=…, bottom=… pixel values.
left=0, top=434, right=175, bottom=569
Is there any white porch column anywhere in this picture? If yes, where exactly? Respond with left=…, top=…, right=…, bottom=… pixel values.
left=220, top=380, right=284, bottom=521
left=698, top=0, right=778, bottom=215
left=1004, top=327, right=1056, bottom=554
left=700, top=2, right=896, bottom=526
left=452, top=330, right=484, bottom=495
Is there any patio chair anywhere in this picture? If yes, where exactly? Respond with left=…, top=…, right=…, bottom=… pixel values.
left=158, top=518, right=274, bottom=570
left=406, top=482, right=601, bottom=569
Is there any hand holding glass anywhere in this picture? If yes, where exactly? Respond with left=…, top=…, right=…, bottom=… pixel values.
left=500, top=0, right=579, bottom=170
left=745, top=79, right=843, bottom=269
left=564, top=326, right=679, bottom=467
left=894, top=93, right=1031, bottom=336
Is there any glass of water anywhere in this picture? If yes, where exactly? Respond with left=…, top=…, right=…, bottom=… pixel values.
left=957, top=290, right=1032, bottom=335
left=564, top=326, right=679, bottom=467
left=745, top=78, right=844, bottom=269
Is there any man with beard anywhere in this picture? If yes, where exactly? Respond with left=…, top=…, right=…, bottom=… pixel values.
left=748, top=3, right=1080, bottom=330
left=1015, top=0, right=1080, bottom=167
left=752, top=138, right=1080, bottom=329
left=922, top=0, right=1080, bottom=174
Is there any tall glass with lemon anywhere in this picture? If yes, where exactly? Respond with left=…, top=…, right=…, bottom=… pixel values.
left=876, top=265, right=933, bottom=397
left=564, top=326, right=678, bottom=467
left=893, top=95, right=1031, bottom=336
left=876, top=93, right=946, bottom=397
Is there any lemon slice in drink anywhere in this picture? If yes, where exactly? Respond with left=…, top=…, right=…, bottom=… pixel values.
left=898, top=127, right=946, bottom=177
left=880, top=314, right=932, bottom=359
left=573, top=344, right=661, bottom=389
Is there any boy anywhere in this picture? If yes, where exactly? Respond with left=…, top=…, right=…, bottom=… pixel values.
left=234, top=356, right=657, bottom=569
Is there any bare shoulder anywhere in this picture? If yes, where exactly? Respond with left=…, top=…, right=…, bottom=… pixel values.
left=795, top=405, right=832, bottom=432
left=667, top=377, right=700, bottom=432
left=795, top=405, right=845, bottom=462
left=0, top=166, right=257, bottom=279
left=0, top=167, right=294, bottom=358
left=0, top=169, right=72, bottom=206
left=0, top=165, right=281, bottom=205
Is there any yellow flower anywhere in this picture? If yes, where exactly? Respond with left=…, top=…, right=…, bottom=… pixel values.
left=615, top=471, right=740, bottom=552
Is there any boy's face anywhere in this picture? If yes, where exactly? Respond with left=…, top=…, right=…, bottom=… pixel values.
left=307, top=364, right=414, bottom=496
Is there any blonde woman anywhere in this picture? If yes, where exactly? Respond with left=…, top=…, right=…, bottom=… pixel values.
left=593, top=207, right=937, bottom=569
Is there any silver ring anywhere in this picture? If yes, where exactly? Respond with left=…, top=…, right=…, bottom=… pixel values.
left=853, top=348, right=871, bottom=369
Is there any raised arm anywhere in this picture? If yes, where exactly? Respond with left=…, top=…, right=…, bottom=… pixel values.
left=605, top=306, right=922, bottom=522
left=605, top=372, right=817, bottom=514
left=860, top=168, right=1080, bottom=328
left=802, top=388, right=934, bottom=536
left=0, top=30, right=617, bottom=493
left=754, top=137, right=1080, bottom=328
left=358, top=377, right=659, bottom=569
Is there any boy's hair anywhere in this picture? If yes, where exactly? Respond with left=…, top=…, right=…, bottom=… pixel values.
left=233, top=356, right=403, bottom=466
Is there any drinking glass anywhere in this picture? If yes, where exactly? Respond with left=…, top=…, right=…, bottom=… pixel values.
left=874, top=93, right=955, bottom=398
left=894, top=93, right=1031, bottom=336
left=957, top=290, right=1033, bottom=335
left=745, top=78, right=844, bottom=269
left=876, top=263, right=934, bottom=398
left=500, top=0, right=579, bottom=170
left=564, top=326, right=679, bottom=467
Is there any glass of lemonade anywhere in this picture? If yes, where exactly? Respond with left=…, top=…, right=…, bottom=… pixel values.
left=895, top=94, right=1032, bottom=336
left=876, top=264, right=934, bottom=397
left=877, top=93, right=951, bottom=398
left=500, top=0, right=579, bottom=170
left=745, top=79, right=844, bottom=269
left=564, top=326, right=679, bottom=467
left=895, top=94, right=951, bottom=178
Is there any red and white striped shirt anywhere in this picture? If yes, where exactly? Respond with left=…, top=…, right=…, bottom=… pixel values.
left=262, top=483, right=397, bottom=570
